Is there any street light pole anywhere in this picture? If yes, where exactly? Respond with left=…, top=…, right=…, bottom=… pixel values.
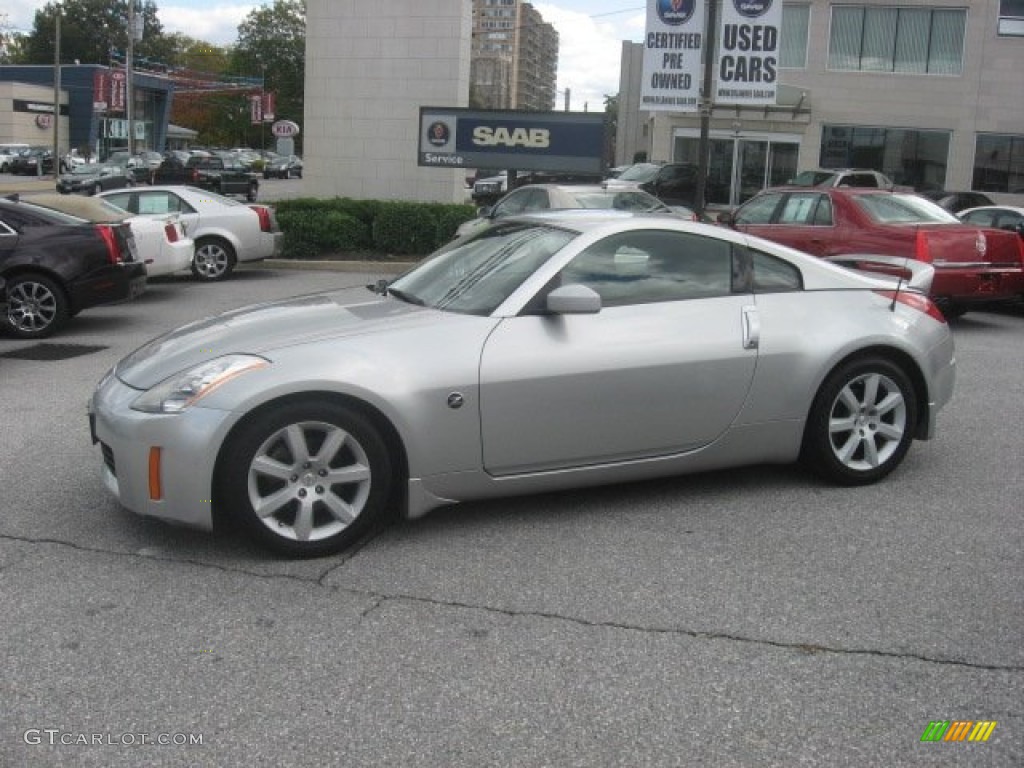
left=126, top=0, right=135, bottom=155
left=52, top=10, right=61, bottom=175
left=694, top=0, right=719, bottom=216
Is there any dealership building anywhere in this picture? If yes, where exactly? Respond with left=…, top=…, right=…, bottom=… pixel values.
left=303, top=0, right=1023, bottom=205
left=0, top=64, right=174, bottom=160
left=617, top=1, right=1024, bottom=206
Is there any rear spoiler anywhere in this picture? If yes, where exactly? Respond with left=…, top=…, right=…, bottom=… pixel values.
left=823, top=254, right=934, bottom=295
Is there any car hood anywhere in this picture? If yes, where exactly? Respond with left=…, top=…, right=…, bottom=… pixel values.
left=115, top=289, right=442, bottom=389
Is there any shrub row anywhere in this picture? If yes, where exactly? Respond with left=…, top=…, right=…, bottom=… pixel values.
left=273, top=197, right=478, bottom=260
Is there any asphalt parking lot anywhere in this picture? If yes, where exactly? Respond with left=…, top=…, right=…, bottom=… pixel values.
left=0, top=265, right=1022, bottom=766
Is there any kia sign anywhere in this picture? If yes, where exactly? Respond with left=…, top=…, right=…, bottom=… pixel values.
left=271, top=120, right=300, bottom=138
left=417, top=108, right=606, bottom=173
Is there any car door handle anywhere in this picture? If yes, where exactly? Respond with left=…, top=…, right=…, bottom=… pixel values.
left=742, top=305, right=760, bottom=350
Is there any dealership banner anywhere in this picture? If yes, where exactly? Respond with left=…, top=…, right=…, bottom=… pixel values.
left=641, top=0, right=705, bottom=112
left=417, top=108, right=606, bottom=173
left=716, top=0, right=781, bottom=105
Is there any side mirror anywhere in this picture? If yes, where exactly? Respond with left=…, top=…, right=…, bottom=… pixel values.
left=546, top=284, right=601, bottom=315
left=717, top=211, right=735, bottom=226
left=477, top=206, right=493, bottom=218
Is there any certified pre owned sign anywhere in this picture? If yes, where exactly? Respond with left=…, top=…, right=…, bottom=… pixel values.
left=418, top=108, right=605, bottom=174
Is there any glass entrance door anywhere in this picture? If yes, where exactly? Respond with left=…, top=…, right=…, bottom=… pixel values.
left=673, top=133, right=801, bottom=207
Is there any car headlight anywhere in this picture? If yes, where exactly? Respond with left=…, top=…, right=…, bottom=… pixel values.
left=131, top=354, right=269, bottom=413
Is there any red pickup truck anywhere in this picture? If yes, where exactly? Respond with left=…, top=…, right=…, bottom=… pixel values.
left=721, top=187, right=1024, bottom=316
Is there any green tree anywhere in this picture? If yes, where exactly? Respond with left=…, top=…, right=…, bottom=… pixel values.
left=230, top=0, right=305, bottom=147
left=16, top=1, right=170, bottom=66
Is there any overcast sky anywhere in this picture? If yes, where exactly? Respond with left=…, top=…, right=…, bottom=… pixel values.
left=3, top=1, right=647, bottom=110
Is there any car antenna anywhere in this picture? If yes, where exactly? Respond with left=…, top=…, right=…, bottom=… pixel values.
left=890, top=243, right=912, bottom=312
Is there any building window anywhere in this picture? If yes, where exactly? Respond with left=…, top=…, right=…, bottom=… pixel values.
left=828, top=6, right=966, bottom=74
left=780, top=4, right=810, bottom=68
left=819, top=125, right=951, bottom=190
left=973, top=134, right=1024, bottom=193
left=999, top=0, right=1024, bottom=35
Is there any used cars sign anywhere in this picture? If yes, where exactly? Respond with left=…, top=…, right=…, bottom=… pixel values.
left=418, top=108, right=606, bottom=173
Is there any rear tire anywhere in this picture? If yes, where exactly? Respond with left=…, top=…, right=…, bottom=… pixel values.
left=802, top=357, right=917, bottom=485
left=246, top=183, right=258, bottom=203
left=191, top=238, right=237, bottom=281
left=4, top=274, right=69, bottom=339
left=218, top=400, right=394, bottom=556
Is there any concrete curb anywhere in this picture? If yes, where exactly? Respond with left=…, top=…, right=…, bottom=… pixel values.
left=254, top=258, right=418, bottom=274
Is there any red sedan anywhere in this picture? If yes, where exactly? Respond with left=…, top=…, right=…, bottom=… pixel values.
left=721, top=187, right=1024, bottom=316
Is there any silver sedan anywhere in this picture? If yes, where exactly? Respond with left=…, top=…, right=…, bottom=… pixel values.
left=89, top=213, right=956, bottom=556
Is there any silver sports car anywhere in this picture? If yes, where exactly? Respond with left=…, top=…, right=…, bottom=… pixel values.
left=89, top=212, right=956, bottom=556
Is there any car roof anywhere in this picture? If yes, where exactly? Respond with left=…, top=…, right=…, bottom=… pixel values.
left=959, top=204, right=1024, bottom=215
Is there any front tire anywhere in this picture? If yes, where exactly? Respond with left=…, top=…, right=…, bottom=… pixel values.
left=4, top=274, right=69, bottom=339
left=191, top=238, right=236, bottom=281
left=219, top=400, right=394, bottom=556
left=802, top=357, right=917, bottom=485
left=246, top=183, right=258, bottom=202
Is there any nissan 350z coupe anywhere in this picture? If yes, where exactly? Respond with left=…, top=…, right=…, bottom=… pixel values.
left=89, top=212, right=956, bottom=556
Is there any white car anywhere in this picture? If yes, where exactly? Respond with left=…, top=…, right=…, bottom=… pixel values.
left=0, top=143, right=30, bottom=172
left=22, top=193, right=193, bottom=278
left=99, top=185, right=284, bottom=281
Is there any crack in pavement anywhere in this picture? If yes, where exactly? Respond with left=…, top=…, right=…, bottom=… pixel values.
left=3, top=532, right=1023, bottom=674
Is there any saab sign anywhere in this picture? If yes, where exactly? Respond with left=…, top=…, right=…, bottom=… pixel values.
left=418, top=108, right=606, bottom=173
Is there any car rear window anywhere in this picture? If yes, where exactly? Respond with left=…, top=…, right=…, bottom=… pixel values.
left=14, top=202, right=89, bottom=226
left=853, top=194, right=959, bottom=224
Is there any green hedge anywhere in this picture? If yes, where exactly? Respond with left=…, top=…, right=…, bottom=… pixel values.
left=272, top=197, right=476, bottom=259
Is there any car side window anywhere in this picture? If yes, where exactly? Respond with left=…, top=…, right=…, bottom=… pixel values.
left=962, top=209, right=996, bottom=226
left=995, top=210, right=1023, bottom=230
left=103, top=192, right=133, bottom=212
left=749, top=248, right=803, bottom=292
left=840, top=174, right=877, bottom=188
left=735, top=193, right=783, bottom=225
left=778, top=193, right=830, bottom=225
left=137, top=192, right=195, bottom=215
left=560, top=230, right=734, bottom=307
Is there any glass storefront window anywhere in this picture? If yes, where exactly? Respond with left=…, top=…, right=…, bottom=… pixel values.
left=973, top=134, right=1024, bottom=193
left=673, top=134, right=800, bottom=205
left=819, top=125, right=950, bottom=190
left=828, top=6, right=966, bottom=75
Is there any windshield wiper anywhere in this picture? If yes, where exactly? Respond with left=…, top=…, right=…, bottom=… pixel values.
left=383, top=287, right=425, bottom=306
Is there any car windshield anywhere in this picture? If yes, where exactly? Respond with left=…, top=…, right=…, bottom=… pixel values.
left=572, top=192, right=667, bottom=212
left=789, top=171, right=835, bottom=186
left=616, top=163, right=661, bottom=182
left=388, top=222, right=576, bottom=315
left=854, top=194, right=960, bottom=224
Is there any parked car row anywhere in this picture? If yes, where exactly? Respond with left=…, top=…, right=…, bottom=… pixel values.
left=464, top=169, right=1024, bottom=319
left=1, top=186, right=285, bottom=338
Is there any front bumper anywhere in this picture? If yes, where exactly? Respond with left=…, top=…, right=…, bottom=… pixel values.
left=88, top=373, right=242, bottom=531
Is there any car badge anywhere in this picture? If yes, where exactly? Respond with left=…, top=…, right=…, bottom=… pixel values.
left=975, top=232, right=986, bottom=256
left=447, top=392, right=465, bottom=410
